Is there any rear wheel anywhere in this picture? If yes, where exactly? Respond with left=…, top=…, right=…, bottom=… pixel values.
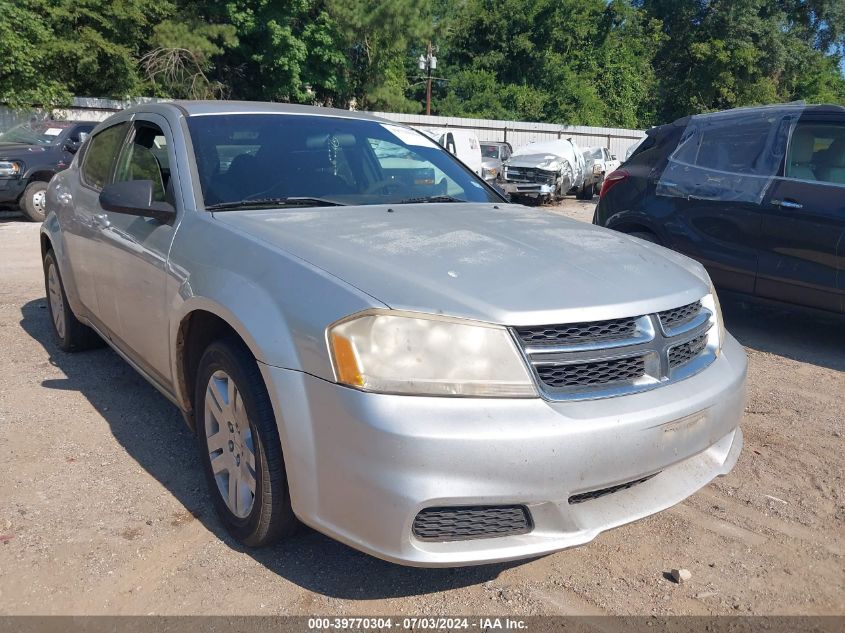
left=21, top=181, right=48, bottom=222
left=196, top=338, right=297, bottom=546
left=578, top=182, right=595, bottom=200
left=43, top=250, right=102, bottom=351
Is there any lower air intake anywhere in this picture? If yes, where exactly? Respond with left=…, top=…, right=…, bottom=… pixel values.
left=568, top=473, right=660, bottom=505
left=412, top=505, right=532, bottom=541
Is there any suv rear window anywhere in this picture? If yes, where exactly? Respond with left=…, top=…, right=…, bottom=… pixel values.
left=656, top=106, right=801, bottom=204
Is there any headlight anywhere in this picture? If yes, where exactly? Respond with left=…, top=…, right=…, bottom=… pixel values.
left=482, top=166, right=498, bottom=179
left=0, top=161, right=21, bottom=177
left=327, top=310, right=537, bottom=397
left=701, top=282, right=725, bottom=354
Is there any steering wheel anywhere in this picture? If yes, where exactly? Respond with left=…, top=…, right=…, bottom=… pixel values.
left=364, top=178, right=401, bottom=195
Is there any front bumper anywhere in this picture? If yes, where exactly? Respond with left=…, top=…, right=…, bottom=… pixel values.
left=262, top=334, right=746, bottom=567
left=501, top=182, right=556, bottom=197
left=0, top=177, right=25, bottom=203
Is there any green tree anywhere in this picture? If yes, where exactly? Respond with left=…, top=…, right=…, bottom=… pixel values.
left=436, top=0, right=661, bottom=126
left=0, top=1, right=70, bottom=107
left=327, top=0, right=434, bottom=111
left=637, top=0, right=845, bottom=121
left=28, top=0, right=173, bottom=98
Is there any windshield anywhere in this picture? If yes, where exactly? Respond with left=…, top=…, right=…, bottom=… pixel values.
left=187, top=114, right=502, bottom=208
left=0, top=121, right=70, bottom=146
left=481, top=144, right=500, bottom=159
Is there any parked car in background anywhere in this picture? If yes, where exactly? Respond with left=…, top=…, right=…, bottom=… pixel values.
left=502, top=138, right=589, bottom=203
left=0, top=120, right=95, bottom=221
left=480, top=140, right=512, bottom=183
left=582, top=146, right=621, bottom=198
left=41, top=100, right=745, bottom=567
left=624, top=137, right=646, bottom=162
left=421, top=128, right=483, bottom=177
left=594, top=103, right=845, bottom=314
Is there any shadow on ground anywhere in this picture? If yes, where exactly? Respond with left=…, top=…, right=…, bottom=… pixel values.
left=19, top=298, right=514, bottom=600
left=720, top=294, right=845, bottom=372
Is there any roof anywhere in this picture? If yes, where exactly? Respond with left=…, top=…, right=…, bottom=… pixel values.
left=169, top=100, right=391, bottom=123
left=672, top=102, right=845, bottom=127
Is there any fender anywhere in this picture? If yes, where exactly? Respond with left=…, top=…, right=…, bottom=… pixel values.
left=166, top=213, right=386, bottom=405
left=604, top=209, right=669, bottom=244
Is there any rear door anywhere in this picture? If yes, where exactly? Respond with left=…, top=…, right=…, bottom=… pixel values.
left=656, top=120, right=772, bottom=294
left=757, top=114, right=845, bottom=312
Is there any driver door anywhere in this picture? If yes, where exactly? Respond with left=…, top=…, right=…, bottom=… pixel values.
left=92, top=113, right=180, bottom=385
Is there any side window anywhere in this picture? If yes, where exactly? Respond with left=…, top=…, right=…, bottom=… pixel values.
left=113, top=122, right=170, bottom=203
left=446, top=133, right=457, bottom=155
left=81, top=122, right=129, bottom=190
left=786, top=122, right=845, bottom=185
left=69, top=124, right=94, bottom=143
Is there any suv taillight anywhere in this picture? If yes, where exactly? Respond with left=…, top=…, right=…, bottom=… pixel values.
left=599, top=169, right=629, bottom=198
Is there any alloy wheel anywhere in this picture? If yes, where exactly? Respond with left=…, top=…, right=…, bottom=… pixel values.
left=47, top=262, right=65, bottom=340
left=204, top=369, right=257, bottom=518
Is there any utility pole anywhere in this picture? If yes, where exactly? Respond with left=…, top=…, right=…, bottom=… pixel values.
left=418, top=42, right=437, bottom=116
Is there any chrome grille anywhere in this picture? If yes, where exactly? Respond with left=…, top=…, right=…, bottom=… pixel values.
left=659, top=301, right=702, bottom=330
left=668, top=333, right=708, bottom=368
left=515, top=317, right=637, bottom=346
left=513, top=298, right=716, bottom=400
left=537, top=356, right=645, bottom=388
left=504, top=166, right=556, bottom=185
left=412, top=506, right=532, bottom=541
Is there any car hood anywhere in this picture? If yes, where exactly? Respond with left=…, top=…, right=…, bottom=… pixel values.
left=215, top=203, right=710, bottom=326
left=505, top=153, right=568, bottom=170
left=0, top=143, right=44, bottom=155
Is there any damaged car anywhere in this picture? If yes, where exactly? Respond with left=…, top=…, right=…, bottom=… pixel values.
left=502, top=138, right=590, bottom=203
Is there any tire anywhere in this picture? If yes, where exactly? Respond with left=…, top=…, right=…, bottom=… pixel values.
left=21, top=181, right=48, bottom=222
left=578, top=183, right=594, bottom=201
left=43, top=249, right=103, bottom=352
left=196, top=337, right=297, bottom=547
left=628, top=230, right=661, bottom=245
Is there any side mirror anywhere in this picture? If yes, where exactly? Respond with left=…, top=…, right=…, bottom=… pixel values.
left=64, top=140, right=81, bottom=154
left=99, top=180, right=175, bottom=224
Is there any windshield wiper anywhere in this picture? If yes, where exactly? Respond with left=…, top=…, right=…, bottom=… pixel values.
left=207, top=196, right=346, bottom=211
left=396, top=195, right=465, bottom=204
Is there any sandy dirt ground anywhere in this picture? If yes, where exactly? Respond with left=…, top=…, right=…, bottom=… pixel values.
left=0, top=202, right=842, bottom=616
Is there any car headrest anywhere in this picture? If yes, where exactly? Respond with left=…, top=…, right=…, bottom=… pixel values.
left=826, top=139, right=845, bottom=167
left=790, top=130, right=816, bottom=163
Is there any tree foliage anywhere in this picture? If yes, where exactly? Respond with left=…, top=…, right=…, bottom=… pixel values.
left=1, top=0, right=843, bottom=126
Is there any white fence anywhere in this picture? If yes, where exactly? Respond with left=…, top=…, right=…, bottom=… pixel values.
left=373, top=112, right=645, bottom=157
left=0, top=97, right=645, bottom=156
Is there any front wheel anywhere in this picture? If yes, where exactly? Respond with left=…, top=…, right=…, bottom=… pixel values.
left=21, top=181, right=48, bottom=222
left=196, top=338, right=297, bottom=546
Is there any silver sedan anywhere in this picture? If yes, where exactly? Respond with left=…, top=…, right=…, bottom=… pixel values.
left=40, top=101, right=746, bottom=566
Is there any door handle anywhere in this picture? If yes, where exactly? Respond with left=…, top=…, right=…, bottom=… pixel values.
left=771, top=199, right=803, bottom=209
left=93, top=213, right=111, bottom=228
